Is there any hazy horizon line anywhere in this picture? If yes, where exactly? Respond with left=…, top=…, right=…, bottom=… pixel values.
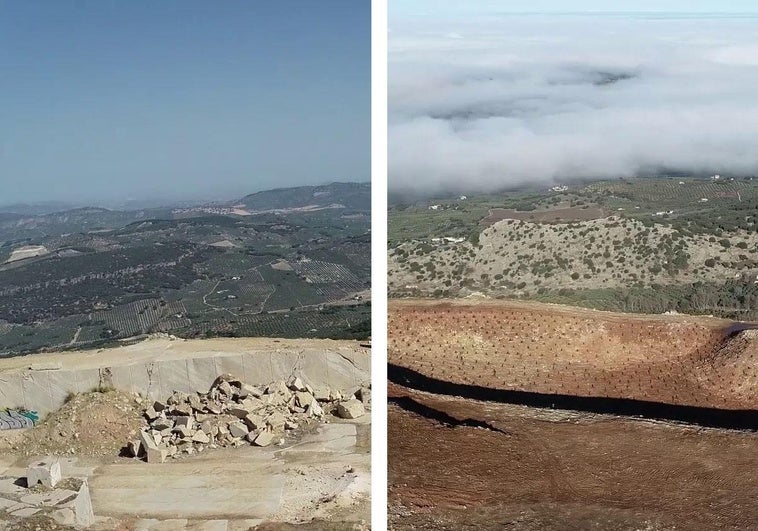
left=0, top=179, right=371, bottom=213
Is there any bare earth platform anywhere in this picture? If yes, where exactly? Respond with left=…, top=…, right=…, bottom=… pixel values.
left=388, top=299, right=758, bottom=530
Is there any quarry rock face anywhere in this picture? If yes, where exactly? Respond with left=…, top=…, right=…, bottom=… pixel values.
left=132, top=374, right=371, bottom=461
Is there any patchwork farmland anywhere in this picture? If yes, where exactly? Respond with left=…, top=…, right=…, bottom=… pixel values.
left=388, top=177, right=758, bottom=320
left=0, top=183, right=370, bottom=356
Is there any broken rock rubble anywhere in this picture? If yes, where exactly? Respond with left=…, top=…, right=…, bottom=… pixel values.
left=129, top=375, right=370, bottom=462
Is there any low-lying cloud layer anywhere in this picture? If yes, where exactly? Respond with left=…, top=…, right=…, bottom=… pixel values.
left=389, top=14, right=758, bottom=194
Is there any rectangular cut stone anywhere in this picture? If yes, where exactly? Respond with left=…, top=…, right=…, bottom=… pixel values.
left=139, top=431, right=167, bottom=463
left=253, top=430, right=275, bottom=447
left=336, top=399, right=365, bottom=419
left=26, top=459, right=61, bottom=488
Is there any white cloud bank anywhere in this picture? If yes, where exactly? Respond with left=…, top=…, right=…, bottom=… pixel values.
left=389, top=14, right=758, bottom=194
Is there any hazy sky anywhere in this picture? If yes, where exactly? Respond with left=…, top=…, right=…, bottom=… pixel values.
left=392, top=0, right=758, bottom=16
left=389, top=6, right=758, bottom=195
left=0, top=1, right=370, bottom=205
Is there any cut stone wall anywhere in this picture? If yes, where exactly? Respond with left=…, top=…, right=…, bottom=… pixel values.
left=0, top=347, right=370, bottom=417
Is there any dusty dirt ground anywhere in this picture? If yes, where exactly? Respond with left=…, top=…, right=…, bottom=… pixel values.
left=388, top=384, right=758, bottom=531
left=4, top=390, right=144, bottom=459
left=0, top=417, right=370, bottom=530
left=389, top=300, right=758, bottom=530
left=389, top=299, right=758, bottom=409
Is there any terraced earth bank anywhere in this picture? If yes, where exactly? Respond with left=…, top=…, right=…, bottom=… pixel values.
left=388, top=299, right=758, bottom=530
left=389, top=299, right=758, bottom=411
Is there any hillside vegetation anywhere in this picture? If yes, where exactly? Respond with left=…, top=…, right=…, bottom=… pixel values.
left=388, top=177, right=758, bottom=319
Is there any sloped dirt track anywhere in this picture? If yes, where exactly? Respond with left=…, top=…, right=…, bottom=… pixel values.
left=388, top=384, right=758, bottom=531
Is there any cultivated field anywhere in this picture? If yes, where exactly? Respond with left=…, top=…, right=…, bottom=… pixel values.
left=0, top=184, right=371, bottom=355
left=387, top=177, right=758, bottom=531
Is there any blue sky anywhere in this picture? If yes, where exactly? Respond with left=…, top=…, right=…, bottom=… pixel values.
left=0, top=1, right=370, bottom=206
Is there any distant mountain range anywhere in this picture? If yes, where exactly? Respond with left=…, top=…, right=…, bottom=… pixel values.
left=0, top=201, right=78, bottom=216
left=235, top=182, right=370, bottom=212
left=0, top=182, right=370, bottom=243
left=0, top=182, right=370, bottom=217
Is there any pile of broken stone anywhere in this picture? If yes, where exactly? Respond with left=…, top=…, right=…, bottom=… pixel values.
left=128, top=375, right=369, bottom=463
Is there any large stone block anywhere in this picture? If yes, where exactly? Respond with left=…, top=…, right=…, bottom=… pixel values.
left=336, top=399, right=365, bottom=419
left=26, top=459, right=61, bottom=488
left=253, top=430, right=275, bottom=447
left=228, top=421, right=249, bottom=438
left=139, top=430, right=167, bottom=463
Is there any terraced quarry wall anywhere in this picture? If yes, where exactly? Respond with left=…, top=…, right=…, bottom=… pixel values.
left=0, top=337, right=370, bottom=416
left=389, top=300, right=758, bottom=411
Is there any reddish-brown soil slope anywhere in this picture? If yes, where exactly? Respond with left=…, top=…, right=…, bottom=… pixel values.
left=389, top=300, right=758, bottom=409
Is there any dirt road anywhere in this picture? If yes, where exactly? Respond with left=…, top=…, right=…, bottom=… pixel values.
left=389, top=383, right=758, bottom=531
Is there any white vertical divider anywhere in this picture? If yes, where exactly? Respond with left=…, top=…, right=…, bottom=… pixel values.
left=371, top=0, right=389, bottom=527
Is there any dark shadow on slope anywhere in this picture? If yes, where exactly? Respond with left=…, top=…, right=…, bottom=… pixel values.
left=389, top=395, right=509, bottom=434
left=388, top=363, right=758, bottom=431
